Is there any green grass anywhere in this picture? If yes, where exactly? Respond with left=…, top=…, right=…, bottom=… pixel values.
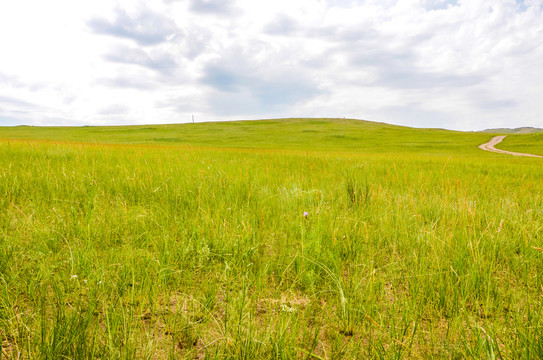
left=1, top=118, right=491, bottom=155
left=497, top=133, right=543, bottom=156
left=0, top=119, right=542, bottom=359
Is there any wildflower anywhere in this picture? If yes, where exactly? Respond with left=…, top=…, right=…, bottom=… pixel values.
left=303, top=212, right=308, bottom=218
left=70, top=275, right=77, bottom=280
left=280, top=304, right=296, bottom=313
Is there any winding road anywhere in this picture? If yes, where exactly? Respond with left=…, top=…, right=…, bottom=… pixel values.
left=478, top=135, right=543, bottom=158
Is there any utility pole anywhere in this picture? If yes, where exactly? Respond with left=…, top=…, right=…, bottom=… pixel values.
left=192, top=114, right=195, bottom=123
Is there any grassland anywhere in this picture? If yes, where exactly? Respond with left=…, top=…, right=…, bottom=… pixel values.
left=0, top=118, right=542, bottom=359
left=498, top=133, right=543, bottom=156
left=1, top=118, right=492, bottom=154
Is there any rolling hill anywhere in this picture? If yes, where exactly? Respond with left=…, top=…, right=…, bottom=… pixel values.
left=482, top=126, right=543, bottom=134
left=1, top=118, right=492, bottom=155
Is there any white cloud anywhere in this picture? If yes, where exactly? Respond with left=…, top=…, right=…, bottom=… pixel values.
left=0, top=0, right=542, bottom=130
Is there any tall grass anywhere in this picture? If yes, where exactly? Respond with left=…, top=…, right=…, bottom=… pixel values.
left=0, top=129, right=542, bottom=358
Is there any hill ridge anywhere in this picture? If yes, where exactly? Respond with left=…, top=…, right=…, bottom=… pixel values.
left=482, top=126, right=543, bottom=134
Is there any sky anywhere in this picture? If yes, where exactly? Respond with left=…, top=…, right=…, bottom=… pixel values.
left=0, top=0, right=542, bottom=131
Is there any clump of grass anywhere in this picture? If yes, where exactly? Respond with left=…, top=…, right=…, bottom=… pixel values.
left=344, top=170, right=371, bottom=207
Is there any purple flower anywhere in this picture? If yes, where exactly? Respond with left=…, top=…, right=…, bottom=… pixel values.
left=303, top=212, right=308, bottom=218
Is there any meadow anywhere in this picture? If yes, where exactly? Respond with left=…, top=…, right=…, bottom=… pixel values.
left=499, top=133, right=543, bottom=156
left=0, top=119, right=542, bottom=359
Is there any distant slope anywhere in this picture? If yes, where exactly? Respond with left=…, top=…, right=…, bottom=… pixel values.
left=497, top=133, right=543, bottom=156
left=482, top=127, right=543, bottom=134
left=0, top=118, right=494, bottom=155
left=479, top=135, right=543, bottom=157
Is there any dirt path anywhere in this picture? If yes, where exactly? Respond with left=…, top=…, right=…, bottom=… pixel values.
left=478, top=135, right=543, bottom=158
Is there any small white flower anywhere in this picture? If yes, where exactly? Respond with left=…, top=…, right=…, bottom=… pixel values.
left=280, top=304, right=296, bottom=313
left=70, top=275, right=77, bottom=280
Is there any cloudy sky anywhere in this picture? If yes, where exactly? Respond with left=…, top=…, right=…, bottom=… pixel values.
left=0, top=0, right=542, bottom=130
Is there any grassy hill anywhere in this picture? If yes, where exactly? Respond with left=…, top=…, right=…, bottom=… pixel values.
left=482, top=126, right=543, bottom=134
left=0, top=118, right=542, bottom=359
left=498, top=133, right=543, bottom=156
left=1, top=118, right=491, bottom=155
